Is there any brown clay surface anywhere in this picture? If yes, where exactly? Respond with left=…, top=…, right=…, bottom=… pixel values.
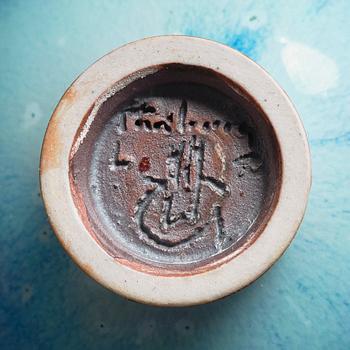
left=70, top=65, right=281, bottom=274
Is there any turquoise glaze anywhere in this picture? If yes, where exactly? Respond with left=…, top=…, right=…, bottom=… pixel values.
left=0, top=1, right=349, bottom=349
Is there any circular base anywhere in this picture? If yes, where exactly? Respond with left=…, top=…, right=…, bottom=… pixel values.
left=40, top=36, right=311, bottom=306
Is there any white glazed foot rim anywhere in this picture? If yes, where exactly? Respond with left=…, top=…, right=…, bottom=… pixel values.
left=40, top=36, right=311, bottom=306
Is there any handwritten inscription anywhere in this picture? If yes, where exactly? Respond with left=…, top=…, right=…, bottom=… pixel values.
left=111, top=99, right=262, bottom=251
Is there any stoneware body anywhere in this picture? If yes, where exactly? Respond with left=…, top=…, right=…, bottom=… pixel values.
left=40, top=36, right=311, bottom=306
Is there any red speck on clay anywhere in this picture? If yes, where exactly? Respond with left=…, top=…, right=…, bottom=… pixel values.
left=139, top=157, right=150, bottom=172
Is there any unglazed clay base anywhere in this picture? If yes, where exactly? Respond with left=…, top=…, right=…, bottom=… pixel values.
left=40, top=36, right=311, bottom=306
left=70, top=65, right=281, bottom=274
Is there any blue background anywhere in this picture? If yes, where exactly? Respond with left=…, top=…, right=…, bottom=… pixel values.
left=1, top=1, right=349, bottom=349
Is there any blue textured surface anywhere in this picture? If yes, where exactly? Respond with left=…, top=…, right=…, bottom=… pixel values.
left=1, top=1, right=349, bottom=349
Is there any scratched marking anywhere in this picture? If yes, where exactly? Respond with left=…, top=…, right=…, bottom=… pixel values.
left=109, top=100, right=245, bottom=251
left=113, top=140, right=130, bottom=167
